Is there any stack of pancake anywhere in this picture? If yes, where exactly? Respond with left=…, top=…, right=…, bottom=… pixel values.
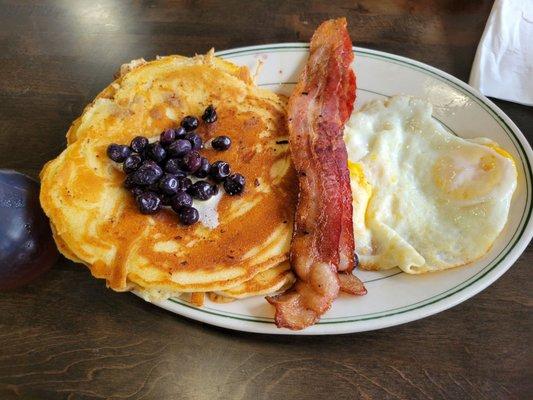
left=40, top=51, right=296, bottom=304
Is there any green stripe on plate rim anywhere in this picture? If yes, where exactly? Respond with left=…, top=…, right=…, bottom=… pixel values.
left=166, top=44, right=532, bottom=325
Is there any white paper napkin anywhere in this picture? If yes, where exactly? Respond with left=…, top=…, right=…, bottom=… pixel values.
left=469, top=0, right=533, bottom=106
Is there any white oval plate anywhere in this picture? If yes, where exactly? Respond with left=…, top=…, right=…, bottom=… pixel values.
left=143, top=44, right=533, bottom=335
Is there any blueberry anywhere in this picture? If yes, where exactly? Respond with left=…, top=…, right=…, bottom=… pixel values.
left=136, top=192, right=162, bottom=214
left=129, top=161, right=163, bottom=186
left=211, top=136, right=231, bottom=151
left=223, top=173, right=245, bottom=195
left=130, top=187, right=144, bottom=198
left=124, top=174, right=135, bottom=189
left=185, top=132, right=203, bottom=150
left=178, top=206, right=199, bottom=225
left=174, top=126, right=187, bottom=139
left=160, top=194, right=172, bottom=206
left=167, top=139, right=192, bottom=158
left=188, top=180, right=213, bottom=201
left=209, top=160, right=231, bottom=182
left=146, top=141, right=166, bottom=164
left=130, top=136, right=149, bottom=153
left=107, top=144, right=131, bottom=162
left=194, top=157, right=210, bottom=178
left=123, top=154, right=143, bottom=173
left=202, top=105, right=217, bottom=124
left=181, top=116, right=199, bottom=132
left=178, top=177, right=192, bottom=192
left=147, top=181, right=161, bottom=193
left=211, top=184, right=219, bottom=196
left=160, top=128, right=176, bottom=146
left=170, top=191, right=193, bottom=212
left=180, top=151, right=202, bottom=173
left=158, top=174, right=180, bottom=195
left=164, top=158, right=187, bottom=176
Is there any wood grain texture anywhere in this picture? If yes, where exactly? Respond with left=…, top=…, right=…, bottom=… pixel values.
left=0, top=0, right=531, bottom=399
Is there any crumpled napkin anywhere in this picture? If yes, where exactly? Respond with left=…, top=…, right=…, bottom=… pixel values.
left=469, top=0, right=533, bottom=106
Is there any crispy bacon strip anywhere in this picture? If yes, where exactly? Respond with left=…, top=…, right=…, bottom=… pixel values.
left=266, top=18, right=366, bottom=330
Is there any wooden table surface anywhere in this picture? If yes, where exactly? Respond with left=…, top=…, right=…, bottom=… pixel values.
left=1, top=1, right=531, bottom=399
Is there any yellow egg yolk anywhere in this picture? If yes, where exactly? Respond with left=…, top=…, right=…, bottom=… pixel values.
left=432, top=144, right=515, bottom=202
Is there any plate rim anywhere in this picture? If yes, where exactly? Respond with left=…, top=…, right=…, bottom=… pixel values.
left=139, top=43, right=533, bottom=335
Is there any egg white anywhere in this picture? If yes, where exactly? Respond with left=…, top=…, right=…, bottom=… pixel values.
left=344, top=95, right=517, bottom=273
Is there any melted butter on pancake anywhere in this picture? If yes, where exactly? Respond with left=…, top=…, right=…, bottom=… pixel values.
left=193, top=189, right=222, bottom=229
left=40, top=52, right=297, bottom=299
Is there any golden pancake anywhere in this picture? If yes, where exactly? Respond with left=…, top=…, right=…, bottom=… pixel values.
left=212, top=261, right=295, bottom=301
left=40, top=52, right=297, bottom=300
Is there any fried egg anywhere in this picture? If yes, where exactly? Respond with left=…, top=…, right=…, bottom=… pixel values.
left=344, top=95, right=517, bottom=273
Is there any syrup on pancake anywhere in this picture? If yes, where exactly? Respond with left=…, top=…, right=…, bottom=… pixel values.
left=40, top=52, right=297, bottom=300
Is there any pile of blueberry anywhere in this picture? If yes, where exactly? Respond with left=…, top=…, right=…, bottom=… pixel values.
left=106, top=105, right=245, bottom=225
